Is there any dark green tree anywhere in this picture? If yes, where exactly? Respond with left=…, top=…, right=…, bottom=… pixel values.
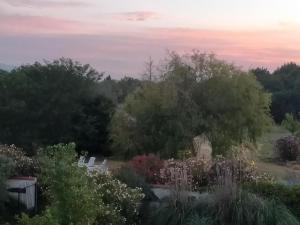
left=0, top=58, right=114, bottom=155
left=111, top=52, right=272, bottom=158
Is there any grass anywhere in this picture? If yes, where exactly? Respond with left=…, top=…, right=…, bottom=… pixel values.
left=255, top=125, right=300, bottom=183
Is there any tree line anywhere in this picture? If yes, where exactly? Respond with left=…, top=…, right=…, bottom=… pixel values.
left=0, top=52, right=299, bottom=157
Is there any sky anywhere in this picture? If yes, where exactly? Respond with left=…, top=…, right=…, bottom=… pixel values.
left=1, top=0, right=300, bottom=78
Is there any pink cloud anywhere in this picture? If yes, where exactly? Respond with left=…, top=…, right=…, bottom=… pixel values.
left=0, top=15, right=99, bottom=34
left=114, top=11, right=160, bottom=21
left=1, top=24, right=300, bottom=76
left=2, top=0, right=89, bottom=7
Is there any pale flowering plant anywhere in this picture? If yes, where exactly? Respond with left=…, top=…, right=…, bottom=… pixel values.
left=0, top=144, right=38, bottom=176
left=160, top=157, right=274, bottom=191
left=92, top=172, right=144, bottom=225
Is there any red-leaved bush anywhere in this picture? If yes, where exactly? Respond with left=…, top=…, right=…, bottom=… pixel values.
left=129, top=154, right=164, bottom=184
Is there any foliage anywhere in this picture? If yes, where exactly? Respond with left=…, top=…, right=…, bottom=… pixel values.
left=97, top=76, right=142, bottom=104
left=129, top=154, right=164, bottom=184
left=160, top=157, right=273, bottom=191
left=19, top=143, right=143, bottom=225
left=0, top=156, right=15, bottom=210
left=252, top=63, right=300, bottom=123
left=115, top=166, right=158, bottom=201
left=92, top=173, right=144, bottom=225
left=275, top=135, right=300, bottom=161
left=111, top=81, right=196, bottom=158
left=0, top=144, right=38, bottom=176
left=112, top=52, right=272, bottom=157
left=282, top=113, right=300, bottom=135
left=0, top=58, right=114, bottom=155
left=192, top=74, right=272, bottom=155
left=32, top=143, right=98, bottom=225
left=244, top=182, right=300, bottom=220
left=148, top=186, right=299, bottom=225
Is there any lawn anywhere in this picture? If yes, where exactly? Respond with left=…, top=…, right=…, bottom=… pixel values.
left=255, top=125, right=300, bottom=183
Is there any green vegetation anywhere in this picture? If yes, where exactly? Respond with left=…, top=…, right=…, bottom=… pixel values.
left=252, top=63, right=300, bottom=123
left=112, top=52, right=272, bottom=158
left=1, top=52, right=300, bottom=225
left=0, top=58, right=114, bottom=155
left=18, top=143, right=144, bottom=225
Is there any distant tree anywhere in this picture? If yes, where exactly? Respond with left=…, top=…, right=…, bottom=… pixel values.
left=142, top=57, right=155, bottom=81
left=111, top=52, right=272, bottom=158
left=282, top=113, right=300, bottom=136
left=254, top=63, right=300, bottom=122
left=97, top=76, right=142, bottom=104
left=0, top=58, right=114, bottom=155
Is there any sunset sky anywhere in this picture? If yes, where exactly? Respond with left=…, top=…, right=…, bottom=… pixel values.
left=1, top=0, right=300, bottom=78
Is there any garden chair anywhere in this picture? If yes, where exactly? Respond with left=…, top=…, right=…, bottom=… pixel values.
left=98, top=159, right=108, bottom=174
left=87, top=157, right=96, bottom=173
left=78, top=156, right=85, bottom=167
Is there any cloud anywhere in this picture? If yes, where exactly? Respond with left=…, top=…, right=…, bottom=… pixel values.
left=2, top=0, right=89, bottom=8
left=0, top=15, right=100, bottom=34
left=114, top=11, right=160, bottom=21
left=1, top=26, right=300, bottom=77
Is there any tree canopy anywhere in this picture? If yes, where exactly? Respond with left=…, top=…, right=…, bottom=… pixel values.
left=252, top=63, right=300, bottom=123
left=0, top=58, right=114, bottom=155
left=111, top=52, right=272, bottom=158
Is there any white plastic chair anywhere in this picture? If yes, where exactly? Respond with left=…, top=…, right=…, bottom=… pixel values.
left=78, top=156, right=85, bottom=167
left=99, top=159, right=108, bottom=174
left=87, top=157, right=96, bottom=173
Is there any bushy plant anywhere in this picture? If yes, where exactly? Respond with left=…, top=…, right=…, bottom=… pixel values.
left=244, top=182, right=300, bottom=219
left=115, top=166, right=157, bottom=201
left=275, top=136, right=300, bottom=161
left=92, top=173, right=144, bottom=225
left=148, top=185, right=299, bottom=225
left=0, top=145, right=38, bottom=176
left=18, top=143, right=144, bottom=225
left=160, top=157, right=273, bottom=191
left=130, top=154, right=164, bottom=184
left=0, top=156, right=15, bottom=213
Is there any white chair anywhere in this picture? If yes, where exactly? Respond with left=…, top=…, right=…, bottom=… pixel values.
left=98, top=159, right=108, bottom=174
left=78, top=156, right=85, bottom=167
left=87, top=157, right=96, bottom=173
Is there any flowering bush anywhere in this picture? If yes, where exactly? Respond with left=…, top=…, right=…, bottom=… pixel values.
left=160, top=158, right=210, bottom=189
left=93, top=173, right=144, bottom=225
left=18, top=144, right=144, bottom=225
left=275, top=136, right=300, bottom=161
left=160, top=157, right=273, bottom=190
left=0, top=145, right=38, bottom=176
left=130, top=154, right=164, bottom=184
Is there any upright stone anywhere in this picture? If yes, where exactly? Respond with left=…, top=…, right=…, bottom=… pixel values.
left=193, top=135, right=212, bottom=161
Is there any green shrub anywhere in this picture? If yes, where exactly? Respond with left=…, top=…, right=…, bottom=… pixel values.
left=0, top=155, right=15, bottom=222
left=148, top=186, right=299, bottom=225
left=0, top=145, right=38, bottom=176
left=19, top=143, right=144, bottom=225
left=115, top=166, right=158, bottom=201
left=93, top=172, right=144, bottom=225
left=275, top=136, right=300, bottom=161
left=244, top=182, right=300, bottom=219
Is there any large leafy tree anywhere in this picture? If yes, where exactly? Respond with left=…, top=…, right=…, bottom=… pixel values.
left=0, top=58, right=114, bottom=155
left=111, top=52, right=272, bottom=158
left=252, top=63, right=300, bottom=123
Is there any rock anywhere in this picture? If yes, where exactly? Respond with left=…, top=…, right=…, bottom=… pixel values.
left=193, top=135, right=212, bottom=161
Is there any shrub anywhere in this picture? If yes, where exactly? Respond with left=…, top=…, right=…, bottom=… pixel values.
left=19, top=143, right=144, bottom=225
left=244, top=182, right=300, bottom=220
left=115, top=166, right=158, bottom=201
left=148, top=186, right=299, bottom=225
left=130, top=154, right=164, bottom=184
left=275, top=136, right=300, bottom=161
left=92, top=173, right=144, bottom=225
left=0, top=156, right=15, bottom=215
left=0, top=145, right=38, bottom=176
left=160, top=157, right=273, bottom=191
